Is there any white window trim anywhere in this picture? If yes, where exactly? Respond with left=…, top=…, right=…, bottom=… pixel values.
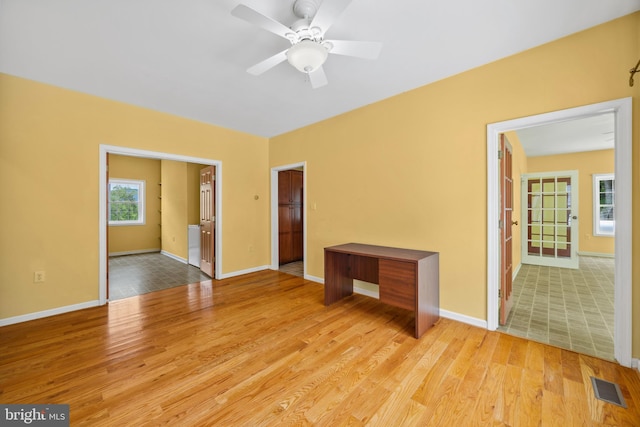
left=108, top=178, right=146, bottom=226
left=593, top=173, right=614, bottom=237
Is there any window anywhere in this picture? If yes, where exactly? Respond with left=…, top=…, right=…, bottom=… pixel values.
left=593, top=174, right=614, bottom=236
left=109, top=179, right=145, bottom=225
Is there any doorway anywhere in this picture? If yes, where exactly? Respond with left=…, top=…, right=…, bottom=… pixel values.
left=99, top=145, right=222, bottom=304
left=487, top=98, right=632, bottom=367
left=271, top=162, right=306, bottom=278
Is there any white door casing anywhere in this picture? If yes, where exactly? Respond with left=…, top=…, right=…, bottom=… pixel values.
left=486, top=98, right=632, bottom=367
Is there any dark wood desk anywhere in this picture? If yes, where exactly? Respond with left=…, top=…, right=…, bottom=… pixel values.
left=324, top=243, right=439, bottom=338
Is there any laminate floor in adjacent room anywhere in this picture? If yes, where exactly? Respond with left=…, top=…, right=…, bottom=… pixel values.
left=499, top=256, right=614, bottom=361
left=108, top=252, right=211, bottom=300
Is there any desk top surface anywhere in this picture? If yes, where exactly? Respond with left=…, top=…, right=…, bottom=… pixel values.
left=325, top=243, right=437, bottom=262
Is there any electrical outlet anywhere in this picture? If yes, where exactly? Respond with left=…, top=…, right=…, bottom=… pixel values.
left=34, top=271, right=46, bottom=283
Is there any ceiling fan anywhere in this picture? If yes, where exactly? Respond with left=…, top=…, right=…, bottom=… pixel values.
left=231, top=0, right=382, bottom=88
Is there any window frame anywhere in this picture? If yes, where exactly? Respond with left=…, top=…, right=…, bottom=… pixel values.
left=592, top=173, right=614, bottom=237
left=108, top=178, right=146, bottom=226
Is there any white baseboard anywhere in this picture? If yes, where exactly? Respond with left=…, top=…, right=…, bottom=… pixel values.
left=632, top=358, right=640, bottom=372
left=312, top=275, right=487, bottom=330
left=109, top=249, right=160, bottom=257
left=438, top=309, right=488, bottom=329
left=160, top=250, right=187, bottom=264
left=0, top=300, right=101, bottom=327
left=305, top=274, right=323, bottom=284
left=512, top=263, right=522, bottom=280
left=578, top=251, right=615, bottom=258
left=219, top=265, right=270, bottom=279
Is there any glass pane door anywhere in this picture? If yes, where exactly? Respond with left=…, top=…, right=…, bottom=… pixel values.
left=522, top=172, right=578, bottom=269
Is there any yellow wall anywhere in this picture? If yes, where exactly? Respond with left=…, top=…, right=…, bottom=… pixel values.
left=0, top=73, right=270, bottom=319
left=1, top=12, right=639, bottom=357
left=269, top=13, right=640, bottom=352
left=528, top=149, right=615, bottom=255
left=108, top=154, right=161, bottom=254
left=187, top=163, right=207, bottom=225
left=161, top=160, right=189, bottom=260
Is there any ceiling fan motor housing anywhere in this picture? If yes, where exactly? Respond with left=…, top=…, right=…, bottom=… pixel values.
left=289, top=19, right=322, bottom=44
left=293, top=0, right=320, bottom=20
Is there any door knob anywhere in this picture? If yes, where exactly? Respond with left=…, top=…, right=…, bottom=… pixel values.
left=572, top=216, right=578, bottom=220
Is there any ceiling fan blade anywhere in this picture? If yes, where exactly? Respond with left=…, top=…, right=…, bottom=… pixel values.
left=309, top=66, right=328, bottom=89
left=247, top=49, right=288, bottom=75
left=325, top=40, right=382, bottom=60
left=231, top=4, right=293, bottom=40
left=310, top=0, right=354, bottom=36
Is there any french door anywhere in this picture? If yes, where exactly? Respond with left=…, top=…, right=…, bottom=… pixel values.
left=521, top=171, right=579, bottom=269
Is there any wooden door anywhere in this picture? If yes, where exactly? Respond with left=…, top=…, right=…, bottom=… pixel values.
left=278, top=170, right=303, bottom=264
left=278, top=205, right=293, bottom=263
left=200, top=166, right=215, bottom=277
left=290, top=171, right=303, bottom=260
left=106, top=153, right=110, bottom=300
left=499, top=134, right=514, bottom=325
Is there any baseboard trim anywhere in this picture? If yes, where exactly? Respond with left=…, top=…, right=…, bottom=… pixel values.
left=578, top=251, right=615, bottom=258
left=0, top=300, right=101, bottom=327
left=109, top=249, right=160, bottom=257
left=219, top=265, right=270, bottom=279
left=305, top=274, right=323, bottom=284
left=353, top=284, right=379, bottom=299
left=160, top=250, right=187, bottom=264
left=438, top=309, right=488, bottom=329
left=311, top=275, right=487, bottom=329
left=512, top=263, right=522, bottom=280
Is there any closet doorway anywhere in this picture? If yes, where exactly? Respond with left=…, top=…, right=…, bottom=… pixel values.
left=271, top=162, right=306, bottom=278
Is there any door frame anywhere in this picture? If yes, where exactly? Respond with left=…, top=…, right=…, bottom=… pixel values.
left=99, top=144, right=222, bottom=304
left=270, top=162, right=307, bottom=276
left=486, top=98, right=632, bottom=367
left=520, top=170, right=580, bottom=269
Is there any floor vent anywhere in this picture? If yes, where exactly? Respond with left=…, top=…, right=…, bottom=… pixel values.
left=591, top=377, right=627, bottom=408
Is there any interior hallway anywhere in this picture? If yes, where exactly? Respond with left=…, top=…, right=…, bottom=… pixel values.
left=499, top=256, right=614, bottom=361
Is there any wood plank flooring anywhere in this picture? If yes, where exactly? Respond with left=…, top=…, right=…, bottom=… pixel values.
left=1, top=270, right=639, bottom=426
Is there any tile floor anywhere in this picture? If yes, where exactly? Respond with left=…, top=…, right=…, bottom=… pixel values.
left=498, top=256, right=614, bottom=361
left=109, top=252, right=211, bottom=300
left=279, top=260, right=304, bottom=277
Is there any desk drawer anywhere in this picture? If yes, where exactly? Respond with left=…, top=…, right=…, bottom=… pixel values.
left=379, top=259, right=415, bottom=311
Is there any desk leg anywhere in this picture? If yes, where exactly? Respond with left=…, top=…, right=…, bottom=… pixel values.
left=324, top=251, right=353, bottom=305
left=415, top=254, right=440, bottom=338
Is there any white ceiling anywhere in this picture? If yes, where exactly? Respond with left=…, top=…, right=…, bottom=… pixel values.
left=1, top=0, right=639, bottom=138
left=516, top=113, right=615, bottom=157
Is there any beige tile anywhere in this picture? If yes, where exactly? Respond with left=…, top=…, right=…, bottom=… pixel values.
left=497, top=256, right=614, bottom=361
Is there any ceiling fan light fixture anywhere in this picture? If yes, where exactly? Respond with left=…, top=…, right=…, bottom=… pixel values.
left=287, top=40, right=328, bottom=73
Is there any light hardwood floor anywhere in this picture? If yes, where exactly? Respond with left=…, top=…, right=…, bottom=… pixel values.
left=1, top=270, right=639, bottom=426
